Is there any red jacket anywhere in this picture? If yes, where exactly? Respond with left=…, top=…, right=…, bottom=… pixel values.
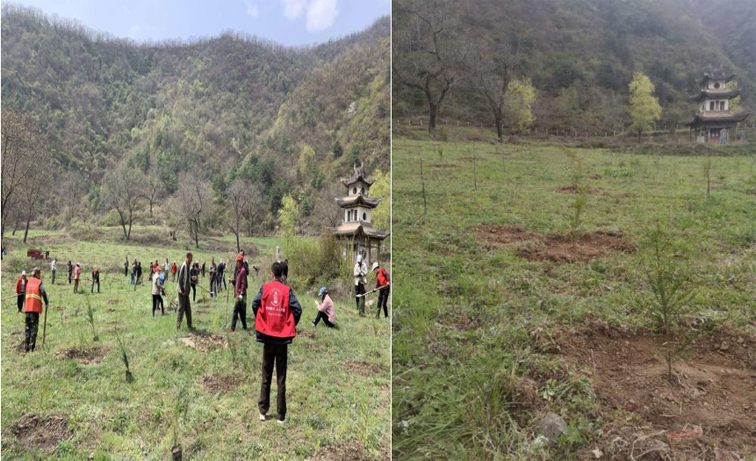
left=254, top=280, right=297, bottom=340
left=376, top=267, right=390, bottom=289
left=16, top=276, right=26, bottom=295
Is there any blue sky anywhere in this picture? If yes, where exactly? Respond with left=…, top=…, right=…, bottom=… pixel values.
left=7, top=0, right=389, bottom=46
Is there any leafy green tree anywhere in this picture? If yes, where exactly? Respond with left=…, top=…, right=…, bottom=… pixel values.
left=278, top=194, right=300, bottom=251
left=503, top=78, right=537, bottom=134
left=629, top=71, right=662, bottom=140
left=332, top=140, right=343, bottom=158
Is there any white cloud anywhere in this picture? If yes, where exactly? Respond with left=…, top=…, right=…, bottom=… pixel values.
left=244, top=0, right=259, bottom=18
left=306, top=0, right=339, bottom=32
left=280, top=0, right=307, bottom=20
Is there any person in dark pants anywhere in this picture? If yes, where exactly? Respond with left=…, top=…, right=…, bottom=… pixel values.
left=201, top=261, right=206, bottom=278
left=229, top=255, right=248, bottom=332
left=136, top=261, right=143, bottom=285
left=152, top=266, right=164, bottom=316
left=23, top=267, right=49, bottom=352
left=353, top=254, right=367, bottom=315
left=91, top=267, right=100, bottom=293
left=15, top=271, right=27, bottom=313
left=124, top=257, right=129, bottom=277
left=252, top=262, right=302, bottom=424
left=51, top=259, right=57, bottom=284
left=67, top=261, right=73, bottom=284
left=73, top=263, right=81, bottom=294
left=190, top=263, right=199, bottom=302
left=176, top=252, right=195, bottom=330
left=281, top=259, right=289, bottom=285
left=312, top=286, right=335, bottom=328
left=217, top=259, right=226, bottom=292
left=372, top=262, right=391, bottom=318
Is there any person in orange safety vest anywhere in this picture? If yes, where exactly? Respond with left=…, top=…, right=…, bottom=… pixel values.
left=24, top=267, right=49, bottom=352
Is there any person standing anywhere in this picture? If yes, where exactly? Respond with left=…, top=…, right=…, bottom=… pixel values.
left=229, top=255, right=248, bottom=332
left=201, top=261, right=206, bottom=278
left=372, top=262, right=391, bottom=319
left=251, top=262, right=302, bottom=424
left=73, top=263, right=81, bottom=294
left=312, top=286, right=336, bottom=328
left=91, top=266, right=100, bottom=293
left=152, top=266, right=164, bottom=316
left=217, top=259, right=226, bottom=292
left=15, top=271, right=28, bottom=313
left=190, top=263, right=199, bottom=302
left=125, top=257, right=129, bottom=277
left=23, top=267, right=49, bottom=352
left=176, top=252, right=195, bottom=330
left=50, top=258, right=57, bottom=284
left=164, top=258, right=170, bottom=275
left=280, top=259, right=289, bottom=285
left=353, top=254, right=367, bottom=316
left=209, top=257, right=217, bottom=298
left=67, top=260, right=73, bottom=284
left=136, top=261, right=143, bottom=285
left=171, top=261, right=177, bottom=282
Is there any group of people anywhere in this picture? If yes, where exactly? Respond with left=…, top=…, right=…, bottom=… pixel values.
left=353, top=254, right=391, bottom=318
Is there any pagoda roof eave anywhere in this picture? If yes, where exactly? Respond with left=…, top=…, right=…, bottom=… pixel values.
left=335, top=195, right=382, bottom=208
left=688, top=89, right=740, bottom=102
left=340, top=175, right=377, bottom=187
left=683, top=111, right=751, bottom=127
left=332, top=223, right=390, bottom=240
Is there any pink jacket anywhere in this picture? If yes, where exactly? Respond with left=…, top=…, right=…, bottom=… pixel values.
left=316, top=295, right=336, bottom=324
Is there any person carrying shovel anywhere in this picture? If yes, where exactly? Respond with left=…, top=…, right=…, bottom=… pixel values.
left=371, top=262, right=391, bottom=319
left=354, top=254, right=367, bottom=316
left=23, top=267, right=49, bottom=352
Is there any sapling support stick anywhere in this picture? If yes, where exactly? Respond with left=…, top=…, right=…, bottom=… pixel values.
left=471, top=148, right=477, bottom=191
left=420, top=158, right=427, bottom=217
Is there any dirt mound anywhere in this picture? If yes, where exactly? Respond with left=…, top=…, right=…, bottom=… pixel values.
left=200, top=373, right=244, bottom=394
left=459, top=156, right=486, bottom=163
left=557, top=329, right=756, bottom=457
left=55, top=347, right=105, bottom=364
left=555, top=185, right=604, bottom=194
left=343, top=360, right=386, bottom=376
left=473, top=225, right=636, bottom=263
left=299, top=329, right=316, bottom=339
left=310, top=441, right=371, bottom=460
left=8, top=413, right=72, bottom=454
left=179, top=332, right=227, bottom=352
left=518, top=231, right=636, bottom=263
left=429, top=163, right=459, bottom=169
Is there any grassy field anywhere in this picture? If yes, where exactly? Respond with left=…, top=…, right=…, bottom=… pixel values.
left=392, top=127, right=756, bottom=460
left=1, top=227, right=390, bottom=460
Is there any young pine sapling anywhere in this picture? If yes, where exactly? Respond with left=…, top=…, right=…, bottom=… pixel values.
left=84, top=294, right=98, bottom=342
left=639, top=220, right=697, bottom=381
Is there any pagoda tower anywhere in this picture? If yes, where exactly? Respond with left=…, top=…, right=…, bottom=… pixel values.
left=685, top=68, right=751, bottom=144
left=332, top=162, right=389, bottom=265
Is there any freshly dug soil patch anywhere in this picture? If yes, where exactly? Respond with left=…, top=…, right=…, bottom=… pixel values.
left=517, top=231, right=636, bottom=263
left=473, top=225, right=636, bottom=263
left=429, top=163, right=459, bottom=169
left=8, top=413, right=72, bottom=454
left=179, top=333, right=227, bottom=352
left=55, top=346, right=106, bottom=364
left=310, top=441, right=371, bottom=461
left=459, top=156, right=487, bottom=163
left=555, top=185, right=604, bottom=194
left=557, top=329, right=756, bottom=457
left=299, top=329, right=316, bottom=339
left=343, top=359, right=386, bottom=376
left=200, top=373, right=244, bottom=394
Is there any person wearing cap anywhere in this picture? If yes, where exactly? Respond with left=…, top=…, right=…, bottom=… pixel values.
left=311, top=287, right=335, bottom=328
left=353, top=254, right=368, bottom=316
left=251, top=261, right=302, bottom=424
left=51, top=258, right=57, bottom=284
left=152, top=265, right=165, bottom=316
left=91, top=266, right=100, bottom=293
left=15, top=270, right=28, bottom=313
left=24, top=267, right=49, bottom=352
left=73, top=263, right=81, bottom=294
left=229, top=254, right=248, bottom=332
left=233, top=251, right=250, bottom=286
left=372, top=262, right=391, bottom=319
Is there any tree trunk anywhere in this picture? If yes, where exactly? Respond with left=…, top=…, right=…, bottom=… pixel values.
left=13, top=218, right=20, bottom=235
left=428, top=103, right=438, bottom=138
left=23, top=216, right=31, bottom=244
left=235, top=231, right=240, bottom=253
left=494, top=110, right=504, bottom=143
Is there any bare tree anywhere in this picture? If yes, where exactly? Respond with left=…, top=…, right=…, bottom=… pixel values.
left=1, top=108, right=48, bottom=240
left=102, top=165, right=142, bottom=240
left=19, top=164, right=52, bottom=243
left=138, top=173, right=164, bottom=215
left=225, top=180, right=262, bottom=252
left=176, top=173, right=213, bottom=249
left=471, top=33, right=523, bottom=142
left=392, top=0, right=465, bottom=138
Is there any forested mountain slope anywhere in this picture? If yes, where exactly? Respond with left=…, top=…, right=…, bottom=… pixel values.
left=2, top=4, right=389, bottom=232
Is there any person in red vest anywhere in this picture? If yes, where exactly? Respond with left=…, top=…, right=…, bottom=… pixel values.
left=251, top=262, right=302, bottom=424
left=372, top=262, right=391, bottom=319
left=228, top=254, right=248, bottom=332
left=24, top=267, right=49, bottom=352
left=16, top=270, right=28, bottom=313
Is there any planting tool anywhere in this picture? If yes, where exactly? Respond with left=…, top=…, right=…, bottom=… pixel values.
left=357, top=284, right=390, bottom=298
left=42, top=304, right=48, bottom=347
